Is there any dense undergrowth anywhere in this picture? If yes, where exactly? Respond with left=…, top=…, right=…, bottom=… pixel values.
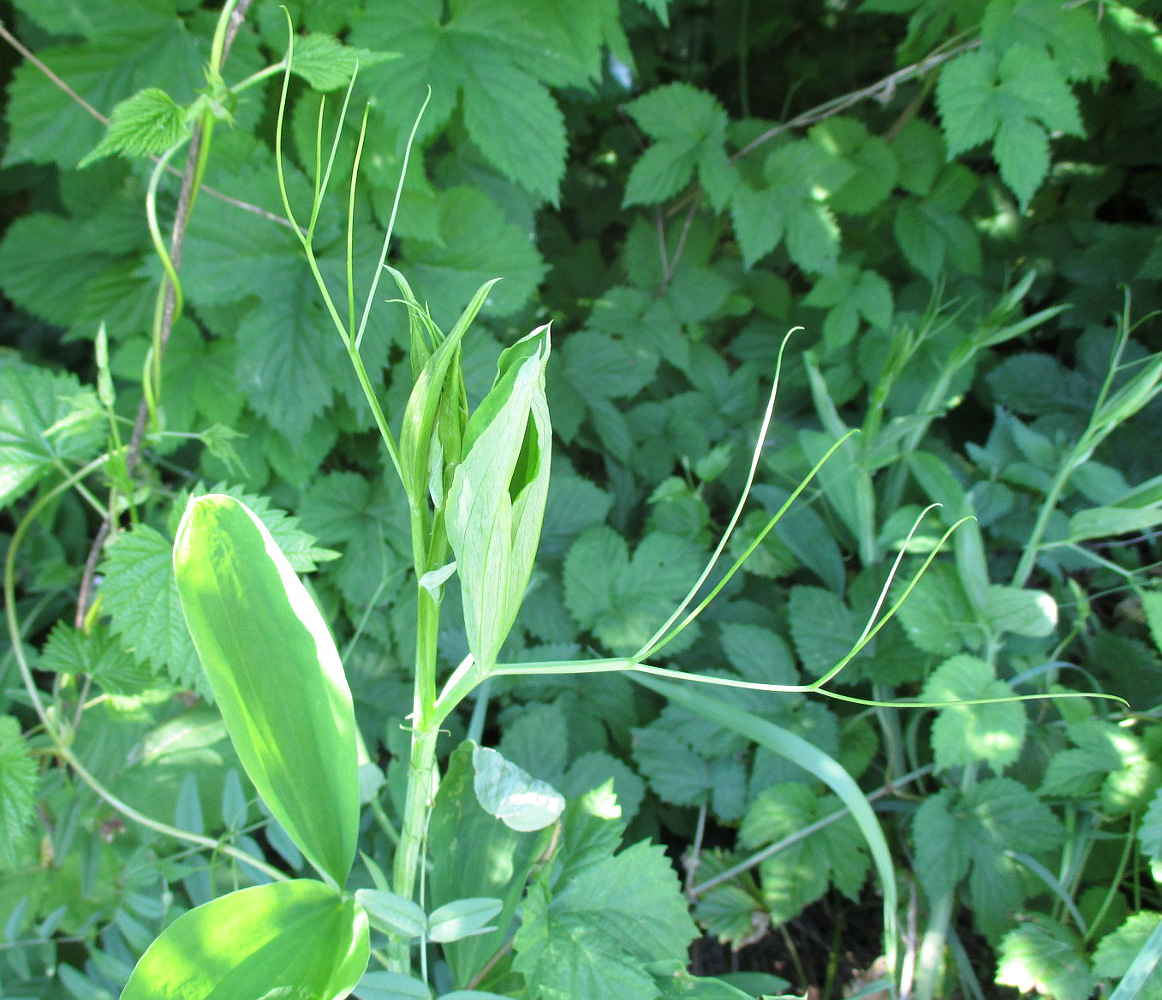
left=3, top=1, right=1162, bottom=998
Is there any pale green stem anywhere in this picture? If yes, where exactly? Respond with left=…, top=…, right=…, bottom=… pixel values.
left=1011, top=449, right=1082, bottom=588
left=389, top=726, right=438, bottom=971
left=914, top=890, right=955, bottom=1000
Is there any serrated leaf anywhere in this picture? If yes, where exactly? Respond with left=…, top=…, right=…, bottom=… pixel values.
left=513, top=841, right=698, bottom=1000
left=914, top=779, right=1061, bottom=932
left=809, top=117, right=898, bottom=215
left=787, top=585, right=862, bottom=678
left=1102, top=1, right=1162, bottom=86
left=100, top=523, right=206, bottom=694
left=39, top=623, right=155, bottom=696
left=0, top=716, right=38, bottom=870
left=922, top=655, right=1027, bottom=773
left=893, top=194, right=982, bottom=279
left=80, top=87, right=189, bottom=167
left=121, top=880, right=369, bottom=1000
left=1094, top=912, right=1162, bottom=978
left=996, top=915, right=1095, bottom=1000
left=729, top=139, right=848, bottom=271
left=0, top=359, right=104, bottom=509
left=623, top=83, right=729, bottom=207
left=403, top=187, right=546, bottom=328
left=631, top=727, right=713, bottom=808
left=351, top=0, right=568, bottom=201
left=538, top=464, right=612, bottom=559
left=894, top=561, right=976, bottom=655
left=739, top=783, right=869, bottom=922
left=981, top=0, right=1107, bottom=82
left=561, top=331, right=658, bottom=400
left=4, top=23, right=206, bottom=169
left=289, top=33, right=396, bottom=92
left=936, top=45, right=1084, bottom=206
left=559, top=752, right=646, bottom=825
left=563, top=525, right=705, bottom=655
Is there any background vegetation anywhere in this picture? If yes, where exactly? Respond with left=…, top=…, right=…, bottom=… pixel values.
left=2, top=0, right=1162, bottom=997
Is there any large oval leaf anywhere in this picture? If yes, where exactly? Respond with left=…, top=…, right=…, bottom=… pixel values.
left=173, top=494, right=359, bottom=884
left=122, top=879, right=369, bottom=1000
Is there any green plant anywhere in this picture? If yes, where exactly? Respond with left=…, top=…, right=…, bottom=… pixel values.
left=4, top=2, right=1162, bottom=998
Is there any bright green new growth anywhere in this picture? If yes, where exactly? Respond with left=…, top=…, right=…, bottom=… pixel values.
left=446, top=325, right=552, bottom=673
left=98, top=16, right=1129, bottom=1000
left=173, top=493, right=360, bottom=886
left=120, top=879, right=369, bottom=1000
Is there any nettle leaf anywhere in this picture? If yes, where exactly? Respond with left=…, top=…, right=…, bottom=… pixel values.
left=894, top=561, right=978, bottom=656
left=11, top=0, right=178, bottom=41
left=80, top=87, right=190, bottom=167
left=739, top=783, right=870, bottom=923
left=996, top=915, right=1095, bottom=1000
left=100, top=523, right=206, bottom=694
left=892, top=118, right=946, bottom=196
left=1041, top=719, right=1159, bottom=816
left=632, top=726, right=747, bottom=821
left=623, top=83, right=733, bottom=207
left=4, top=12, right=208, bottom=170
left=351, top=0, right=570, bottom=202
left=538, top=461, right=613, bottom=559
left=563, top=525, right=705, bottom=655
left=980, top=0, right=1107, bottom=82
left=289, top=33, right=397, bottom=92
left=984, top=585, right=1057, bottom=638
left=729, top=140, right=847, bottom=271
left=404, top=187, right=547, bottom=327
left=299, top=472, right=407, bottom=608
left=0, top=359, right=104, bottom=510
left=39, top=622, right=154, bottom=696
left=922, top=655, right=1027, bottom=773
left=914, top=779, right=1061, bottom=934
left=936, top=44, right=1084, bottom=206
left=787, top=586, right=863, bottom=679
left=987, top=353, right=1091, bottom=416
left=809, top=116, right=898, bottom=214
left=1101, top=1, right=1162, bottom=87
left=0, top=715, right=38, bottom=870
left=513, top=841, right=698, bottom=1000
left=803, top=264, right=893, bottom=351
left=1094, top=912, right=1162, bottom=978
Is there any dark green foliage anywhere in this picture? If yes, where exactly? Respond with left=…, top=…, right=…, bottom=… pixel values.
left=2, top=1, right=1162, bottom=997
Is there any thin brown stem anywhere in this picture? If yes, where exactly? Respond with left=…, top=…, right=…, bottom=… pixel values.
left=730, top=38, right=980, bottom=163
left=75, top=0, right=255, bottom=624
left=0, top=12, right=294, bottom=231
left=0, top=19, right=107, bottom=121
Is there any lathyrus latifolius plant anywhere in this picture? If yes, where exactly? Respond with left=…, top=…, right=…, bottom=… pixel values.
left=108, top=26, right=1121, bottom=1000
